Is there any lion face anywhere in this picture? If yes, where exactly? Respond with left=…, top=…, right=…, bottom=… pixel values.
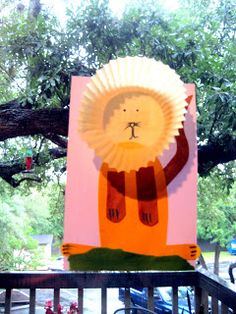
left=79, top=89, right=176, bottom=172
left=104, top=92, right=165, bottom=148
left=78, top=57, right=187, bottom=172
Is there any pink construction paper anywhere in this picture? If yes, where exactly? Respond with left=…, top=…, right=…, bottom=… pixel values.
left=166, top=84, right=197, bottom=245
left=64, top=78, right=197, bottom=249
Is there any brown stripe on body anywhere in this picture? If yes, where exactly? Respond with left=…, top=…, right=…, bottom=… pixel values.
left=107, top=171, right=126, bottom=222
left=136, top=166, right=158, bottom=226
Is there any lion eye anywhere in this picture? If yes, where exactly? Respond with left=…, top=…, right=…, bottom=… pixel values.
left=136, top=109, right=139, bottom=112
left=123, top=109, right=126, bottom=112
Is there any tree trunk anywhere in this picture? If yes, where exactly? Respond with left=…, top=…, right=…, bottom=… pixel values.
left=214, top=242, right=221, bottom=275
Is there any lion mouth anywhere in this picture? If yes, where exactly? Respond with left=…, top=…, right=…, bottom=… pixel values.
left=125, top=122, right=141, bottom=140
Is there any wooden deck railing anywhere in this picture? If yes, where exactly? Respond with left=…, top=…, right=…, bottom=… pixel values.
left=0, top=269, right=236, bottom=313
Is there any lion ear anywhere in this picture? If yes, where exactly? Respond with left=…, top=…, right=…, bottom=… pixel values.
left=185, top=95, right=193, bottom=108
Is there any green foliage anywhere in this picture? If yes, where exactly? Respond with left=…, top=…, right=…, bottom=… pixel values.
left=0, top=184, right=40, bottom=270
left=0, top=178, right=65, bottom=270
left=0, top=4, right=70, bottom=107
left=66, top=0, right=121, bottom=66
left=47, top=183, right=65, bottom=243
left=198, top=173, right=236, bottom=247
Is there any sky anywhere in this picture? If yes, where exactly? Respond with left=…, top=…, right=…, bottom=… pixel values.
left=109, top=0, right=180, bottom=15
left=0, top=0, right=179, bottom=20
left=43, top=0, right=180, bottom=20
left=0, top=0, right=180, bottom=19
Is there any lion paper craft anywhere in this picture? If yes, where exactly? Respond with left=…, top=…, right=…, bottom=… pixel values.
left=62, top=57, right=200, bottom=270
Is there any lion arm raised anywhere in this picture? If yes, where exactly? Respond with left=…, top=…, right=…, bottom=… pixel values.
left=163, top=127, right=189, bottom=186
left=163, top=92, right=193, bottom=186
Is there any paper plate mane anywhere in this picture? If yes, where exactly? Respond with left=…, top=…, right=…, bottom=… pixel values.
left=78, top=56, right=187, bottom=172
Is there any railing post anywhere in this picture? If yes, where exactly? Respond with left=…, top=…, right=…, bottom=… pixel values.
left=101, top=287, right=107, bottom=314
left=221, top=303, right=229, bottom=314
left=147, top=287, right=154, bottom=312
left=78, top=288, right=84, bottom=314
left=202, top=289, right=208, bottom=312
left=211, top=296, right=219, bottom=314
left=195, top=286, right=202, bottom=313
left=29, top=288, right=36, bottom=314
left=54, top=288, right=60, bottom=311
left=172, top=286, right=178, bottom=314
left=4, top=288, right=11, bottom=314
left=124, top=288, right=131, bottom=308
left=195, top=286, right=208, bottom=313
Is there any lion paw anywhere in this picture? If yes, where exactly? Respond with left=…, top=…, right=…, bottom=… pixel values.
left=107, top=208, right=125, bottom=222
left=178, top=244, right=201, bottom=260
left=139, top=207, right=158, bottom=226
left=61, top=243, right=94, bottom=256
left=189, top=245, right=201, bottom=259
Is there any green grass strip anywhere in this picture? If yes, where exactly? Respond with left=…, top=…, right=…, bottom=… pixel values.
left=68, top=248, right=194, bottom=271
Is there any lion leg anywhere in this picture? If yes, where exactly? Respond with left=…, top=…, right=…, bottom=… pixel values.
left=107, top=170, right=126, bottom=223
left=163, top=244, right=201, bottom=260
left=61, top=243, right=96, bottom=256
left=136, top=166, right=158, bottom=226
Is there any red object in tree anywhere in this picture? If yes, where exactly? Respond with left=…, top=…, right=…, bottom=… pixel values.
left=25, top=156, right=32, bottom=171
left=25, top=148, right=33, bottom=171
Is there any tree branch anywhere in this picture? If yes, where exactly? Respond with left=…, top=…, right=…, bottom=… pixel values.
left=12, top=176, right=42, bottom=188
left=198, top=137, right=236, bottom=175
left=0, top=106, right=69, bottom=141
left=0, top=98, right=235, bottom=185
left=0, top=99, right=23, bottom=110
left=44, top=134, right=68, bottom=148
